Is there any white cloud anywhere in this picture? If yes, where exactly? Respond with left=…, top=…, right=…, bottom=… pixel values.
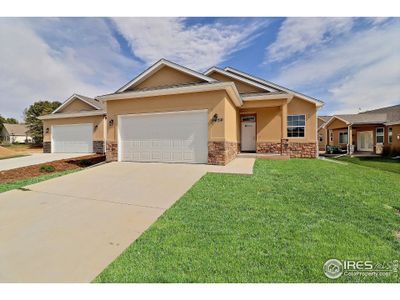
left=267, top=17, right=354, bottom=63
left=0, top=18, right=137, bottom=120
left=269, top=20, right=400, bottom=114
left=112, top=18, right=266, bottom=71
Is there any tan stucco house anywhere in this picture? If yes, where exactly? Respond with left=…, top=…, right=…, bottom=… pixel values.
left=321, top=104, right=400, bottom=155
left=39, top=59, right=324, bottom=165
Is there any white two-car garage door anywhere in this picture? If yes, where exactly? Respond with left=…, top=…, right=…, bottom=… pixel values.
left=52, top=124, right=93, bottom=153
left=119, top=110, right=208, bottom=163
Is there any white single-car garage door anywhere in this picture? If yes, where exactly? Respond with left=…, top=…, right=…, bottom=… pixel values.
left=119, top=110, right=208, bottom=163
left=52, top=124, right=93, bottom=153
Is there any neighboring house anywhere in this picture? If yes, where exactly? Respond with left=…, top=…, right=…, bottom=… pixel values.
left=317, top=116, right=331, bottom=151
left=0, top=123, right=33, bottom=143
left=39, top=59, right=324, bottom=165
left=322, top=104, right=400, bottom=155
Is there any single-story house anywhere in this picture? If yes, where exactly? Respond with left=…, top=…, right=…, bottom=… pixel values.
left=39, top=59, right=324, bottom=165
left=321, top=104, right=400, bottom=155
left=0, top=123, right=33, bottom=143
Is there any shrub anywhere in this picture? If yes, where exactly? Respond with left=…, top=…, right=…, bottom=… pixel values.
left=382, top=145, right=400, bottom=157
left=78, top=159, right=93, bottom=167
left=40, top=165, right=55, bottom=173
left=326, top=145, right=346, bottom=154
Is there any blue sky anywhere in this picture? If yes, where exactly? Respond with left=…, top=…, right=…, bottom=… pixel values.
left=0, top=17, right=399, bottom=120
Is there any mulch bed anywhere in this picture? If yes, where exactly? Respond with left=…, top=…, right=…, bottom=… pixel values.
left=0, top=154, right=106, bottom=184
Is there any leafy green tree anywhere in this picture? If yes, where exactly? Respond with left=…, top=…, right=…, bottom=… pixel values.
left=5, top=117, right=18, bottom=124
left=24, top=101, right=61, bottom=145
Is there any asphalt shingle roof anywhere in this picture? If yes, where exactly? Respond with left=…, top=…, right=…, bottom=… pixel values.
left=2, top=124, right=29, bottom=136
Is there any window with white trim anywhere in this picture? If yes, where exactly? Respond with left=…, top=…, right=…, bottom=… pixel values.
left=339, top=131, right=348, bottom=144
left=388, top=127, right=392, bottom=144
left=287, top=115, right=305, bottom=138
left=376, top=127, right=384, bottom=143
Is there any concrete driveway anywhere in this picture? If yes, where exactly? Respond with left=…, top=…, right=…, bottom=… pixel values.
left=0, top=159, right=254, bottom=282
left=0, top=153, right=90, bottom=171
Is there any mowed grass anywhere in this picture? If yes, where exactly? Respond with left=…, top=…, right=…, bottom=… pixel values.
left=95, top=159, right=400, bottom=283
left=0, top=154, right=29, bottom=160
left=337, top=156, right=400, bottom=174
left=0, top=169, right=80, bottom=193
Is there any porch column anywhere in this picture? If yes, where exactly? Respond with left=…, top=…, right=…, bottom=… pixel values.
left=281, top=102, right=288, bottom=138
left=347, top=125, right=353, bottom=154
left=281, top=102, right=288, bottom=155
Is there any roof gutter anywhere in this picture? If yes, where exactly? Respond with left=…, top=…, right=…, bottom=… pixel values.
left=38, top=110, right=106, bottom=120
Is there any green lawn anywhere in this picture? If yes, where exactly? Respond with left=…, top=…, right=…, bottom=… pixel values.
left=95, top=159, right=400, bottom=283
left=337, top=156, right=400, bottom=174
left=0, top=169, right=80, bottom=193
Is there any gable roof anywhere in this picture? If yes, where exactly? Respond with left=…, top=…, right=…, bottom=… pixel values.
left=116, top=59, right=217, bottom=93
left=204, top=67, right=278, bottom=93
left=97, top=81, right=243, bottom=107
left=323, top=113, right=387, bottom=128
left=223, top=67, right=324, bottom=107
left=318, top=116, right=331, bottom=123
left=52, top=94, right=103, bottom=114
left=2, top=123, right=29, bottom=136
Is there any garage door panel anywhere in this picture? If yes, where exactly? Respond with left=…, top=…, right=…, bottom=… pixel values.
left=119, top=111, right=208, bottom=163
left=52, top=124, right=93, bottom=153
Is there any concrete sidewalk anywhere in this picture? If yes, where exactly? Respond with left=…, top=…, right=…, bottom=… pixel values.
left=0, top=153, right=91, bottom=171
left=0, top=158, right=254, bottom=282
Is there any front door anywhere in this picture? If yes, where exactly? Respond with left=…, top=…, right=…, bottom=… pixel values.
left=357, top=131, right=373, bottom=151
left=241, top=115, right=256, bottom=152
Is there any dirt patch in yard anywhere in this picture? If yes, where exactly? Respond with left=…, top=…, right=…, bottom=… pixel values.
left=0, top=154, right=105, bottom=184
left=0, top=146, right=18, bottom=157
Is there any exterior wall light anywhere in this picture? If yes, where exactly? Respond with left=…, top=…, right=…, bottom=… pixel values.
left=212, top=113, right=223, bottom=123
left=45, top=128, right=49, bottom=133
left=108, top=119, right=114, bottom=127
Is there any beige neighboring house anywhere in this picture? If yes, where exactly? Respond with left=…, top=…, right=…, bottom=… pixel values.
left=317, top=116, right=331, bottom=151
left=39, top=59, right=324, bottom=165
left=321, top=104, right=400, bottom=155
left=1, top=123, right=33, bottom=143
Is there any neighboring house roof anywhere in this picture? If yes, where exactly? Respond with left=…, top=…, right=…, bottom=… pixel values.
left=359, top=104, right=400, bottom=123
left=52, top=94, right=104, bottom=114
left=2, top=123, right=30, bottom=136
left=204, top=67, right=278, bottom=93
left=323, top=104, right=400, bottom=128
left=318, top=116, right=331, bottom=123
left=223, top=67, right=324, bottom=107
left=116, top=59, right=217, bottom=93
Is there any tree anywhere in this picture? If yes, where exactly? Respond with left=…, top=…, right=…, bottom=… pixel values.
left=24, top=101, right=61, bottom=145
left=5, top=117, right=18, bottom=124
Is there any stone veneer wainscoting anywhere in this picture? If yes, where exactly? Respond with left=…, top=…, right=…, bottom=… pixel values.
left=93, top=141, right=105, bottom=154
left=43, top=142, right=51, bottom=153
left=208, top=141, right=239, bottom=165
left=106, top=143, right=118, bottom=161
left=257, top=141, right=317, bottom=158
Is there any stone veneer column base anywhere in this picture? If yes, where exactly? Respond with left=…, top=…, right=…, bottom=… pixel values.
left=106, top=142, right=118, bottom=161
left=43, top=142, right=51, bottom=153
left=93, top=141, right=105, bottom=154
left=208, top=141, right=239, bottom=165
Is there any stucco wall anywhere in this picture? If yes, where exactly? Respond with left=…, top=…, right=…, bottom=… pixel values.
left=57, top=99, right=96, bottom=113
left=106, top=90, right=235, bottom=143
left=287, top=97, right=317, bottom=143
left=42, top=116, right=105, bottom=142
left=132, top=66, right=204, bottom=91
left=208, top=72, right=265, bottom=94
